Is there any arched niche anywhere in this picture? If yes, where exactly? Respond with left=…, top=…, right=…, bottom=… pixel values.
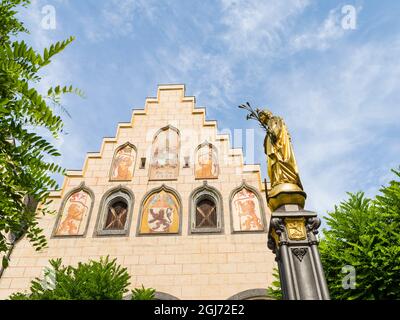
left=229, top=181, right=267, bottom=233
left=137, top=185, right=182, bottom=235
left=189, top=181, right=223, bottom=234
left=194, top=142, right=219, bottom=179
left=109, top=142, right=137, bottom=181
left=149, top=125, right=180, bottom=181
left=52, top=182, right=95, bottom=238
left=94, top=185, right=135, bottom=236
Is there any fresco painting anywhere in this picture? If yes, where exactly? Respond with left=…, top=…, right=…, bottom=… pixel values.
left=110, top=145, right=135, bottom=181
left=195, top=144, right=218, bottom=179
left=232, top=188, right=264, bottom=231
left=150, top=128, right=179, bottom=180
left=139, top=190, right=180, bottom=234
left=55, top=190, right=91, bottom=236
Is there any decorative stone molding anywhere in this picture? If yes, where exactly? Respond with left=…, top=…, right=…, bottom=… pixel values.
left=152, top=125, right=181, bottom=140
left=267, top=209, right=330, bottom=300
left=108, top=142, right=137, bottom=182
left=229, top=181, right=267, bottom=234
left=194, top=141, right=219, bottom=180
left=188, top=181, right=224, bottom=234
left=285, top=217, right=307, bottom=241
left=149, top=125, right=180, bottom=181
left=227, top=288, right=274, bottom=300
left=136, top=184, right=183, bottom=236
left=51, top=182, right=95, bottom=238
left=48, top=85, right=267, bottom=200
left=306, top=216, right=321, bottom=245
left=292, top=248, right=308, bottom=262
left=93, top=185, right=135, bottom=237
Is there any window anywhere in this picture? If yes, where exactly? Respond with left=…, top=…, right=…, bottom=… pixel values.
left=183, top=156, right=190, bottom=168
left=104, top=200, right=128, bottom=230
left=95, top=187, right=134, bottom=236
left=140, top=157, right=146, bottom=169
left=196, top=198, right=217, bottom=228
left=189, top=182, right=223, bottom=234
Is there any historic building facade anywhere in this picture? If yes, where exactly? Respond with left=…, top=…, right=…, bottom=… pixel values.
left=0, top=84, right=276, bottom=300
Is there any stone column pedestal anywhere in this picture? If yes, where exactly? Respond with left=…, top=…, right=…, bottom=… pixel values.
left=267, top=204, right=330, bottom=300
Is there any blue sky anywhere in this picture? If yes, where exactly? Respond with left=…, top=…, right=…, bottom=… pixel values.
left=19, top=0, right=400, bottom=219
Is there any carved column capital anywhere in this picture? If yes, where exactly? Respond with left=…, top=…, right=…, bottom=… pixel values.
left=272, top=217, right=288, bottom=243
left=267, top=210, right=329, bottom=299
left=306, top=217, right=321, bottom=244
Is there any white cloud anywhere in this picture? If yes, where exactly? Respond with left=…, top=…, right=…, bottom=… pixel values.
left=19, top=1, right=400, bottom=218
left=17, top=0, right=73, bottom=95
left=144, top=0, right=318, bottom=111
left=144, top=46, right=236, bottom=110
left=219, top=0, right=311, bottom=55
left=84, top=0, right=162, bottom=42
left=291, top=8, right=344, bottom=51
left=291, top=5, right=363, bottom=51
left=262, top=38, right=400, bottom=216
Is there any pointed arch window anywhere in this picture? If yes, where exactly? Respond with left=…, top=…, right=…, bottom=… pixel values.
left=95, top=186, right=134, bottom=236
left=189, top=182, right=223, bottom=234
left=104, top=200, right=128, bottom=230
left=196, top=198, right=217, bottom=228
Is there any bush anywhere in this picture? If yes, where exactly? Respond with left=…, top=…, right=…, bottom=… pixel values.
left=9, top=256, right=154, bottom=300
left=266, top=268, right=282, bottom=300
left=131, top=285, right=156, bottom=300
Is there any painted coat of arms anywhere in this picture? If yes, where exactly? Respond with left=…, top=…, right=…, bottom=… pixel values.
left=140, top=190, right=179, bottom=234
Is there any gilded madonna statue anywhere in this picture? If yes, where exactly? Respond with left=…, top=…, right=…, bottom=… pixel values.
left=239, top=103, right=306, bottom=211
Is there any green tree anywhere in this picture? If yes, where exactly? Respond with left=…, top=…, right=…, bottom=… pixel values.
left=267, top=168, right=400, bottom=300
left=131, top=285, right=156, bottom=300
left=320, top=168, right=400, bottom=299
left=0, top=0, right=81, bottom=268
left=266, top=267, right=282, bottom=300
left=9, top=256, right=132, bottom=300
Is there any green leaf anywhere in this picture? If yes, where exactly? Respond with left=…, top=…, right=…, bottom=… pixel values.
left=0, top=0, right=83, bottom=269
left=2, top=256, right=9, bottom=269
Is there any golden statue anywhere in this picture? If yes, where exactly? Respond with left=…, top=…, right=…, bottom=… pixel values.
left=239, top=103, right=306, bottom=211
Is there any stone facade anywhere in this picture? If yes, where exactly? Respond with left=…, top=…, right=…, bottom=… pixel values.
left=0, top=84, right=276, bottom=300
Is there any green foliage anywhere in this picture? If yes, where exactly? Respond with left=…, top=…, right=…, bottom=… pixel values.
left=320, top=168, right=400, bottom=300
left=131, top=285, right=156, bottom=300
left=266, top=267, right=282, bottom=300
left=0, top=0, right=82, bottom=265
left=9, top=256, right=132, bottom=300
